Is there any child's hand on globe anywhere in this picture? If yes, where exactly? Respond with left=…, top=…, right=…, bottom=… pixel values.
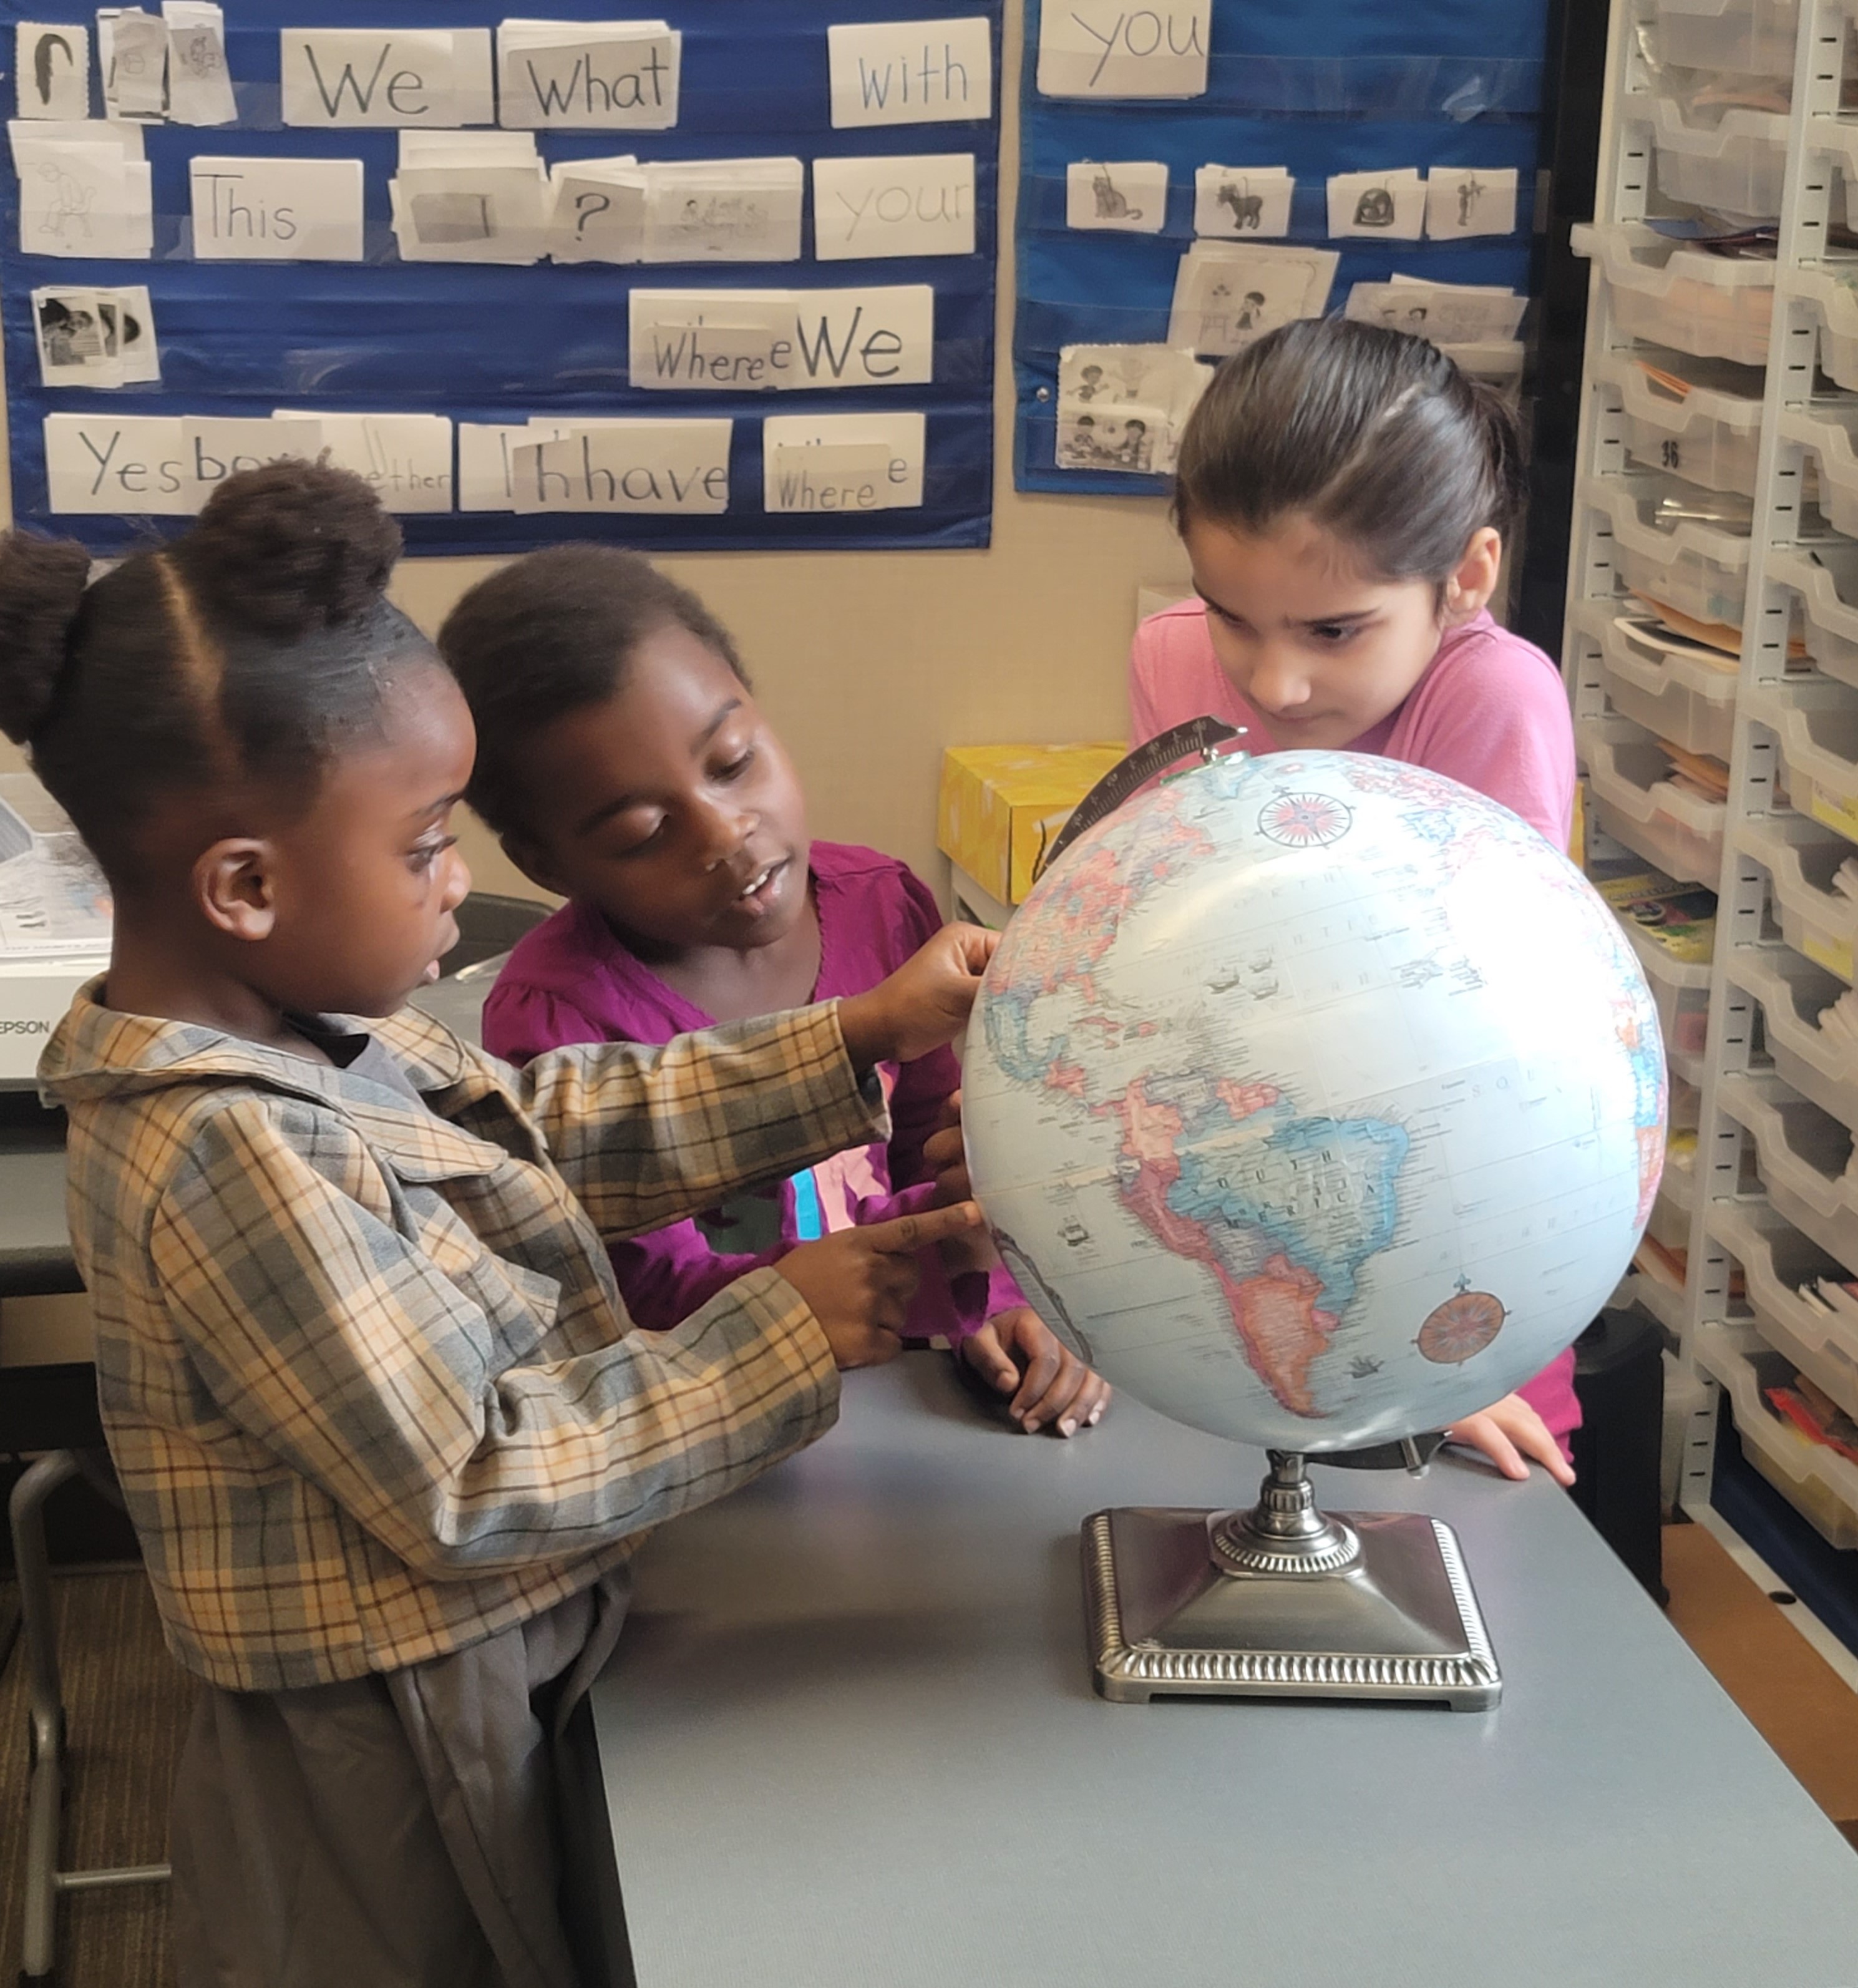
left=961, top=1307, right=1110, bottom=1436
left=1444, top=1394, right=1575, bottom=1486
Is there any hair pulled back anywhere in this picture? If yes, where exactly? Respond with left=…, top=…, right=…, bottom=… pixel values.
left=439, top=543, right=746, bottom=840
left=0, top=462, right=427, bottom=889
left=1171, top=318, right=1526, bottom=585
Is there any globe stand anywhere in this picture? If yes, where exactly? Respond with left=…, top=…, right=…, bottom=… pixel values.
left=1083, top=1451, right=1501, bottom=1710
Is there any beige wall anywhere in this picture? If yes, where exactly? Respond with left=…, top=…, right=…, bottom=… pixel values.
left=0, top=7, right=1190, bottom=1366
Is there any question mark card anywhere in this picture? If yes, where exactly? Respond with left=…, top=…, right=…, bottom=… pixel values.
left=548, top=156, right=646, bottom=263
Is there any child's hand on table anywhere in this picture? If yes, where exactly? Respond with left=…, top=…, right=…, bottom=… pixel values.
left=961, top=1307, right=1111, bottom=1437
left=838, top=926, right=998, bottom=1071
left=1444, top=1393, right=1575, bottom=1486
left=782, top=1202, right=985, bottom=1371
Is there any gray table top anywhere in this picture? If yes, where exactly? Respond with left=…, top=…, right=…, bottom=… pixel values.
left=593, top=1352, right=1858, bottom=1988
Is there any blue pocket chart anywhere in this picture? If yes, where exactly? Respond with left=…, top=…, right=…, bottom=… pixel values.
left=1, top=0, right=1001, bottom=552
left=1015, top=0, right=1550, bottom=495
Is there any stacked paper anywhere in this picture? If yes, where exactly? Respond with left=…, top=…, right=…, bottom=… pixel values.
left=8, top=119, right=152, bottom=258
left=391, top=130, right=548, bottom=264
left=1165, top=241, right=1338, bottom=358
left=31, top=283, right=158, bottom=386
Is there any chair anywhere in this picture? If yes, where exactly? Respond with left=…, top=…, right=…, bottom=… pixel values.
left=9, top=1450, right=169, bottom=1984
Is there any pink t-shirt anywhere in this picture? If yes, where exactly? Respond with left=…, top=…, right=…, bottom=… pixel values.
left=1130, top=602, right=1576, bottom=851
left=1129, top=600, right=1583, bottom=1450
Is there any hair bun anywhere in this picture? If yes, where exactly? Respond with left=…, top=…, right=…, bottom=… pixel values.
left=0, top=530, right=91, bottom=745
left=181, top=460, right=401, bottom=640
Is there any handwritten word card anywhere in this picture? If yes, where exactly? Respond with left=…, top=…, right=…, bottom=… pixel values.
left=1038, top=1, right=1210, bottom=98
left=510, top=418, right=732, bottom=513
left=190, top=155, right=364, bottom=260
left=828, top=17, right=991, bottom=127
left=547, top=155, right=645, bottom=262
left=498, top=19, right=680, bottom=129
left=763, top=411, right=925, bottom=512
left=812, top=152, right=974, bottom=260
left=390, top=132, right=548, bottom=264
left=630, top=286, right=934, bottom=391
left=281, top=29, right=495, bottom=127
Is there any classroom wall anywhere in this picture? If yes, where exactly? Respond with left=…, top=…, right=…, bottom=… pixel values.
left=0, top=6, right=1189, bottom=1365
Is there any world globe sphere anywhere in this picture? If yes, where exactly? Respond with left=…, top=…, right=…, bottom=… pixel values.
left=961, top=749, right=1666, bottom=1455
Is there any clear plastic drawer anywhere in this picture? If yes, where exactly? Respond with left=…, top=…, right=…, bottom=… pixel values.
left=1647, top=95, right=1788, bottom=218
left=1578, top=711, right=1728, bottom=885
left=1581, top=475, right=1751, bottom=628
left=1752, top=676, right=1858, bottom=844
left=1572, top=223, right=1774, bottom=368
left=1737, top=814, right=1858, bottom=983
left=1651, top=0, right=1799, bottom=77
left=1712, top=1197, right=1858, bottom=1424
left=1597, top=612, right=1738, bottom=759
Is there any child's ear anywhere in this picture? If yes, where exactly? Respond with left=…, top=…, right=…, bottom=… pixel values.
left=1442, top=527, right=1503, bottom=625
left=193, top=838, right=278, bottom=944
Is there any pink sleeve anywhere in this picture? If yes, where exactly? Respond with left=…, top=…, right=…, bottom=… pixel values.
left=1408, top=636, right=1577, bottom=850
left=1517, top=1347, right=1581, bottom=1462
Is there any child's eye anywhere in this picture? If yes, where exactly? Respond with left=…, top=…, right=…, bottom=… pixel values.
left=716, top=748, right=756, bottom=781
left=1309, top=622, right=1361, bottom=646
left=409, top=835, right=457, bottom=873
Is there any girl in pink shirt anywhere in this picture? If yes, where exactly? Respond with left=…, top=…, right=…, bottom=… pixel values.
left=1131, top=316, right=1582, bottom=1483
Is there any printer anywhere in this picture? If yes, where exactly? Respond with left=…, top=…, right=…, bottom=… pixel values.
left=0, top=772, right=110, bottom=1087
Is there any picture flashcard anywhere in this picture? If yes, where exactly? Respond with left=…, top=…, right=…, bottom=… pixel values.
left=14, top=24, right=90, bottom=120
left=1065, top=158, right=1166, bottom=232
left=1424, top=165, right=1519, bottom=240
left=1326, top=168, right=1426, bottom=240
left=163, top=2, right=235, bottom=125
left=1192, top=164, right=1292, bottom=239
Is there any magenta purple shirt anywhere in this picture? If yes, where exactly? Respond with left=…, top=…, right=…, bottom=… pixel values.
left=482, top=842, right=1014, bottom=1342
left=1130, top=600, right=1583, bottom=1448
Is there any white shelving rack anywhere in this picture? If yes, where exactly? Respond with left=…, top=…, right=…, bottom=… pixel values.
left=1567, top=0, right=1858, bottom=1685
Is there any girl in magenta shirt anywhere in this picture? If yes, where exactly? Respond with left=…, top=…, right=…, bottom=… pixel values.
left=1131, top=316, right=1582, bottom=1483
left=441, top=547, right=1109, bottom=1438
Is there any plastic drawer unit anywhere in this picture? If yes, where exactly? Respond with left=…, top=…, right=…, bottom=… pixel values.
left=1580, top=475, right=1751, bottom=629
left=1650, top=0, right=1799, bottom=75
left=1738, top=814, right=1858, bottom=983
left=1711, top=1196, right=1858, bottom=1424
left=1615, top=907, right=1712, bottom=1083
left=1645, top=95, right=1788, bottom=219
left=1593, top=610, right=1737, bottom=760
left=1592, top=347, right=1764, bottom=497
left=1771, top=543, right=1858, bottom=692
left=1578, top=711, right=1728, bottom=885
left=1695, top=1318, right=1858, bottom=1551
left=1572, top=223, right=1774, bottom=368
left=1780, top=404, right=1858, bottom=542
left=1751, top=676, right=1858, bottom=844
left=1718, top=1070, right=1858, bottom=1270
left=1733, top=940, right=1858, bottom=1133
left=1792, top=265, right=1858, bottom=394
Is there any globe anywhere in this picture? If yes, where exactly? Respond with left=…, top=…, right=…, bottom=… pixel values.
left=962, top=748, right=1667, bottom=1456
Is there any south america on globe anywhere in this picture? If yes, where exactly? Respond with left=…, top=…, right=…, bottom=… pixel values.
left=961, top=749, right=1666, bottom=1455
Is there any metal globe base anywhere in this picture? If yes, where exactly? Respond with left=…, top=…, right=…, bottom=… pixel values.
left=1084, top=1451, right=1502, bottom=1711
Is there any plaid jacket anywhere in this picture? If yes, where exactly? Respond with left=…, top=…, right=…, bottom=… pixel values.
left=41, top=985, right=887, bottom=1692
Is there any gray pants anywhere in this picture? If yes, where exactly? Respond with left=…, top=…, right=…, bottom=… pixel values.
left=170, top=1577, right=630, bottom=1988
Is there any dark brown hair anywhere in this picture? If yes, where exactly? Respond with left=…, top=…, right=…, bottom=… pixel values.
left=0, top=462, right=430, bottom=890
left=437, top=543, right=746, bottom=839
left=1172, top=318, right=1526, bottom=585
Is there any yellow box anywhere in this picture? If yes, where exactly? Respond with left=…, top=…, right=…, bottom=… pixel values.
left=937, top=743, right=1127, bottom=907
